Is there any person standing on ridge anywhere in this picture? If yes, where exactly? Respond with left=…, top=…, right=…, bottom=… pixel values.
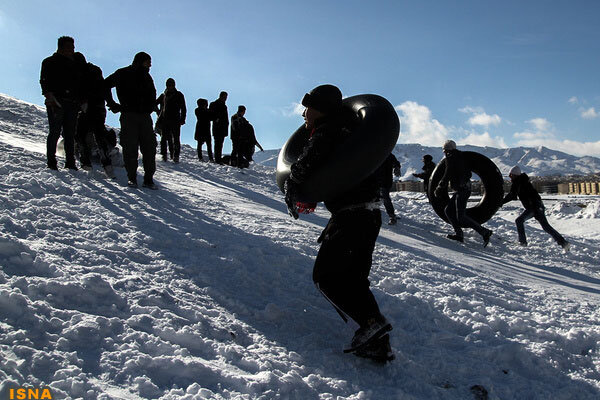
left=40, top=36, right=83, bottom=170
left=434, top=140, right=493, bottom=246
left=105, top=51, right=158, bottom=189
left=73, top=52, right=116, bottom=178
left=283, top=84, right=393, bottom=363
left=502, top=165, right=570, bottom=250
left=209, top=91, right=228, bottom=164
left=194, top=98, right=213, bottom=162
left=156, top=78, right=186, bottom=163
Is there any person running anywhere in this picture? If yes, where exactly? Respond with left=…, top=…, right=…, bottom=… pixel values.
left=376, top=153, right=401, bottom=225
left=502, top=165, right=570, bottom=250
left=413, top=154, right=436, bottom=195
left=434, top=140, right=493, bottom=246
left=105, top=52, right=158, bottom=189
left=284, top=84, right=393, bottom=363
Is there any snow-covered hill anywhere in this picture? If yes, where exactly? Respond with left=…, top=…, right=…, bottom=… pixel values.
left=1, top=94, right=600, bottom=399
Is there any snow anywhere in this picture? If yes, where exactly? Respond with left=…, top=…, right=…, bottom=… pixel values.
left=1, top=93, right=599, bottom=399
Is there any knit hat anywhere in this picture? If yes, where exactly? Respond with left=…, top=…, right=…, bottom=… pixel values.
left=442, top=140, right=457, bottom=151
left=509, top=165, right=522, bottom=176
left=301, top=84, right=343, bottom=115
left=423, top=154, right=433, bottom=162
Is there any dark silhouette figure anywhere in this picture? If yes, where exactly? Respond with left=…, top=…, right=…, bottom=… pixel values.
left=105, top=51, right=158, bottom=189
left=40, top=36, right=83, bottom=170
left=73, top=52, right=115, bottom=178
left=209, top=91, right=228, bottom=164
left=413, top=154, right=436, bottom=194
left=156, top=78, right=186, bottom=162
left=284, top=84, right=393, bottom=362
left=230, top=105, right=264, bottom=168
left=194, top=98, right=213, bottom=162
left=502, top=166, right=569, bottom=250
left=376, top=153, right=401, bottom=225
left=434, top=140, right=492, bottom=246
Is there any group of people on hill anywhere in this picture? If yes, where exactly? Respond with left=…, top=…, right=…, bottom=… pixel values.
left=40, top=36, right=263, bottom=189
left=284, top=84, right=571, bottom=363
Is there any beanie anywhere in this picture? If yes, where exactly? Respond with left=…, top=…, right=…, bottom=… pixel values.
left=301, top=84, right=343, bottom=115
left=509, top=165, right=522, bottom=176
left=442, top=140, right=457, bottom=151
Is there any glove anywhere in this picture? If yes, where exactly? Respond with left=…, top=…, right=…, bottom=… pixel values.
left=296, top=202, right=317, bottom=215
left=284, top=178, right=299, bottom=219
left=393, top=167, right=401, bottom=177
left=44, top=93, right=61, bottom=108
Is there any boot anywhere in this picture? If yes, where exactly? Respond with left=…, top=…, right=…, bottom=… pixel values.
left=354, top=334, right=395, bottom=363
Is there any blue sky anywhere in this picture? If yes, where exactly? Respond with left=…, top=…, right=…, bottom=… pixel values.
left=1, top=0, right=599, bottom=156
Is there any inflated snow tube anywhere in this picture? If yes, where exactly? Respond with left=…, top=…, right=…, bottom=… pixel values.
left=276, top=94, right=400, bottom=202
left=427, top=151, right=504, bottom=224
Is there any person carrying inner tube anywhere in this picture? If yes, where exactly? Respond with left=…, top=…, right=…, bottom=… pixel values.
left=502, top=166, right=570, bottom=250
left=283, top=84, right=393, bottom=363
left=434, top=140, right=493, bottom=247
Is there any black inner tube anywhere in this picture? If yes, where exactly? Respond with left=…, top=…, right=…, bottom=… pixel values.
left=427, top=151, right=504, bottom=224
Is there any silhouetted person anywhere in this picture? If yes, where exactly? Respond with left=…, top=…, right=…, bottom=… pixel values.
left=434, top=140, right=492, bottom=246
left=156, top=78, right=186, bottom=162
left=284, top=84, right=393, bottom=362
left=376, top=153, right=401, bottom=225
left=40, top=36, right=83, bottom=170
left=502, top=166, right=569, bottom=250
left=239, top=122, right=264, bottom=166
left=73, top=52, right=115, bottom=178
left=105, top=51, right=158, bottom=189
left=209, top=91, right=228, bottom=163
left=413, top=154, right=435, bottom=194
left=195, top=98, right=213, bottom=162
left=230, top=105, right=246, bottom=167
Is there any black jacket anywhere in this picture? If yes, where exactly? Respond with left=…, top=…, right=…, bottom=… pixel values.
left=502, top=173, right=542, bottom=210
left=376, top=153, right=401, bottom=189
left=231, top=113, right=255, bottom=143
left=194, top=107, right=212, bottom=140
left=156, top=89, right=186, bottom=123
left=40, top=52, right=83, bottom=101
left=209, top=99, right=228, bottom=136
left=105, top=64, right=156, bottom=113
left=438, top=149, right=471, bottom=191
left=290, top=115, right=379, bottom=214
left=81, top=63, right=109, bottom=111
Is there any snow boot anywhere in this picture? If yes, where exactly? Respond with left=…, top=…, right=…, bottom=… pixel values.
left=127, top=179, right=138, bottom=188
left=142, top=180, right=158, bottom=190
left=354, top=334, right=395, bottom=363
left=447, top=234, right=464, bottom=243
left=482, top=229, right=493, bottom=248
left=344, top=317, right=392, bottom=353
left=388, top=217, right=397, bottom=225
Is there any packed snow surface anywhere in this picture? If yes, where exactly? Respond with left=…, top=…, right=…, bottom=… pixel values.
left=1, top=94, right=600, bottom=399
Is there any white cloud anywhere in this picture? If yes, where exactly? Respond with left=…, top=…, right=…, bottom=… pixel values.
left=527, top=117, right=552, bottom=132
left=581, top=107, right=598, bottom=119
left=459, top=105, right=501, bottom=127
left=282, top=102, right=304, bottom=117
left=568, top=96, right=579, bottom=105
left=458, top=132, right=508, bottom=148
left=395, top=101, right=449, bottom=146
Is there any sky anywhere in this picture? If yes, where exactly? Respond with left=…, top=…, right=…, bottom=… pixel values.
left=1, top=0, right=600, bottom=157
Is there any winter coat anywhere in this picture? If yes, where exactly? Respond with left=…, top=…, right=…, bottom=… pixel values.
left=81, top=62, right=109, bottom=111
left=230, top=113, right=248, bottom=142
left=502, top=173, right=543, bottom=210
left=40, top=52, right=83, bottom=101
left=437, top=149, right=471, bottom=192
left=104, top=64, right=156, bottom=114
left=156, top=89, right=186, bottom=124
left=376, top=153, right=401, bottom=189
left=413, top=160, right=436, bottom=188
left=194, top=107, right=211, bottom=141
left=209, top=99, right=228, bottom=137
left=290, top=115, right=379, bottom=214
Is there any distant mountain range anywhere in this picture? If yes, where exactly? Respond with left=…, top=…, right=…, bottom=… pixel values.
left=2, top=93, right=599, bottom=178
left=254, top=141, right=600, bottom=179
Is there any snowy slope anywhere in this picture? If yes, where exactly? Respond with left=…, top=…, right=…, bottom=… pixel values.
left=1, top=94, right=600, bottom=399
